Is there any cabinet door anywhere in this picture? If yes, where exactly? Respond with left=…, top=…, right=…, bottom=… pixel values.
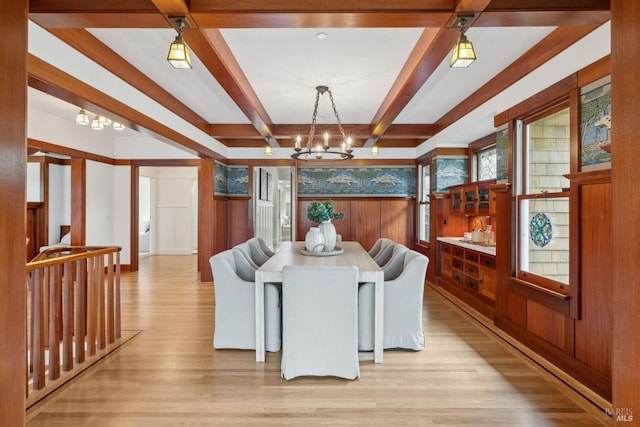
left=441, top=252, right=452, bottom=279
left=477, top=187, right=491, bottom=214
left=478, top=265, right=496, bottom=300
left=464, top=188, right=477, bottom=213
left=451, top=189, right=463, bottom=213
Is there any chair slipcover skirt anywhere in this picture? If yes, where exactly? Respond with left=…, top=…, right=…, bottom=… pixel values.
left=281, top=265, right=360, bottom=380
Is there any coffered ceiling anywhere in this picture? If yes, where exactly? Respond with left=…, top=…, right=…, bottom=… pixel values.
left=26, top=0, right=611, bottom=159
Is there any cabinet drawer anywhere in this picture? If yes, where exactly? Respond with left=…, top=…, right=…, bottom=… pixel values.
left=452, top=270, right=464, bottom=285
left=479, top=255, right=496, bottom=269
left=464, top=251, right=478, bottom=263
left=465, top=276, right=479, bottom=292
left=442, top=244, right=451, bottom=254
left=452, top=247, right=464, bottom=258
left=465, top=263, right=479, bottom=278
left=452, top=258, right=464, bottom=271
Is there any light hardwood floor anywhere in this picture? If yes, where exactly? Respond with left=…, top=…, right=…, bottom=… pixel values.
left=27, top=255, right=610, bottom=426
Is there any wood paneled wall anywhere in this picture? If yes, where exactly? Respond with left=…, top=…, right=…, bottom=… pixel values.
left=0, top=1, right=27, bottom=425
left=297, top=198, right=415, bottom=251
left=611, top=0, right=640, bottom=416
left=491, top=172, right=613, bottom=400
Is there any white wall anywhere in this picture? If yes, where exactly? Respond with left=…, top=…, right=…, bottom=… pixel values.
left=140, top=166, right=197, bottom=255
left=113, top=166, right=131, bottom=264
left=86, top=161, right=131, bottom=264
left=27, top=162, right=41, bottom=202
left=48, top=163, right=70, bottom=244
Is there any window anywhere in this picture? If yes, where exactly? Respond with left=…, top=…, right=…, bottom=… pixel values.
left=419, top=163, right=430, bottom=242
left=516, top=104, right=570, bottom=294
left=477, top=145, right=497, bottom=181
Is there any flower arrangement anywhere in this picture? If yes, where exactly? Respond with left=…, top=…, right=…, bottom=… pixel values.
left=306, top=200, right=345, bottom=223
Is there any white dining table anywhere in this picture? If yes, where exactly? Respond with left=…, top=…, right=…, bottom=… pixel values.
left=255, top=241, right=384, bottom=363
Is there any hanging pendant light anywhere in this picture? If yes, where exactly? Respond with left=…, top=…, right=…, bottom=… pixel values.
left=91, top=115, right=104, bottom=130
left=167, top=17, right=192, bottom=69
left=75, top=108, right=90, bottom=125
left=291, top=85, right=354, bottom=161
left=450, top=15, right=476, bottom=68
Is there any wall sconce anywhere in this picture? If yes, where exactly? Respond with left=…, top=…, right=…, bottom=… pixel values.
left=371, top=145, right=379, bottom=155
left=264, top=145, right=273, bottom=155
left=167, top=17, right=192, bottom=69
left=450, top=15, right=476, bottom=68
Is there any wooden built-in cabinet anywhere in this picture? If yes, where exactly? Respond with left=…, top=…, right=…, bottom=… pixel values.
left=439, top=241, right=496, bottom=318
left=450, top=179, right=496, bottom=215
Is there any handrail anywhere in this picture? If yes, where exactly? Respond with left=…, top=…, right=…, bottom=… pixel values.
left=28, top=246, right=122, bottom=268
left=25, top=245, right=122, bottom=401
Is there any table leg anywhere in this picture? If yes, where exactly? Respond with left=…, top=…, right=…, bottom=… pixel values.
left=374, top=271, right=384, bottom=363
left=255, top=270, right=265, bottom=362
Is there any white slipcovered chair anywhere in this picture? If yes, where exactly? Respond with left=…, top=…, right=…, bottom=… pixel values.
left=233, top=242, right=261, bottom=272
left=369, top=238, right=393, bottom=259
left=380, top=244, right=408, bottom=280
left=281, top=265, right=360, bottom=380
left=246, top=238, right=271, bottom=266
left=372, top=239, right=397, bottom=266
left=368, top=238, right=385, bottom=258
left=253, top=237, right=275, bottom=258
left=358, top=250, right=429, bottom=351
left=209, top=250, right=281, bottom=352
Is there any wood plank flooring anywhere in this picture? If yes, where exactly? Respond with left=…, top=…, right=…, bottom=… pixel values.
left=26, top=255, right=610, bottom=426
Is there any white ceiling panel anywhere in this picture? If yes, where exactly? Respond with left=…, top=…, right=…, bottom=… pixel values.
left=220, top=27, right=424, bottom=124
left=88, top=28, right=250, bottom=124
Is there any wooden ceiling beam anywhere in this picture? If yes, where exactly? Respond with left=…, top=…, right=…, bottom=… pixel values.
left=209, top=123, right=435, bottom=139
left=190, top=0, right=455, bottom=12
left=368, top=27, right=457, bottom=142
left=27, top=54, right=217, bottom=158
left=366, top=0, right=492, bottom=145
left=191, top=13, right=451, bottom=29
left=150, top=0, right=190, bottom=16
left=46, top=28, right=210, bottom=135
left=29, top=0, right=609, bottom=29
left=184, top=28, right=275, bottom=144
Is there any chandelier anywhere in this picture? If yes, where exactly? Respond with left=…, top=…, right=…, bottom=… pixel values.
left=291, top=85, right=354, bottom=161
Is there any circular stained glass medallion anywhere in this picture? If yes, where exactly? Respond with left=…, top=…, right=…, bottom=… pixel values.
left=529, top=212, right=552, bottom=248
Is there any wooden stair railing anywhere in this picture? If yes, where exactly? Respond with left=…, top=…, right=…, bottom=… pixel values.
left=26, top=246, right=121, bottom=400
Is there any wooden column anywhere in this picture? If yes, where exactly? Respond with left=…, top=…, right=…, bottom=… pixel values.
left=70, top=158, right=86, bottom=246
left=611, top=0, right=640, bottom=421
left=198, top=157, right=215, bottom=282
left=0, top=1, right=27, bottom=425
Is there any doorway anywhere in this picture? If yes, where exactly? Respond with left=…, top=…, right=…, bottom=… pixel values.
left=138, top=166, right=198, bottom=257
left=254, top=166, right=294, bottom=250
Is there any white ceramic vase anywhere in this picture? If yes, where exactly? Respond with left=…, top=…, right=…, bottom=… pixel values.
left=305, top=227, right=325, bottom=253
left=319, top=220, right=337, bottom=251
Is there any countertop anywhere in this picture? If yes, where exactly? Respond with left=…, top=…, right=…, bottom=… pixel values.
left=437, top=237, right=496, bottom=256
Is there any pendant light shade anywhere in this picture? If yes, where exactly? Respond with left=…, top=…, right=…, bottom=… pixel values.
left=75, top=108, right=90, bottom=125
left=91, top=115, right=104, bottom=130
